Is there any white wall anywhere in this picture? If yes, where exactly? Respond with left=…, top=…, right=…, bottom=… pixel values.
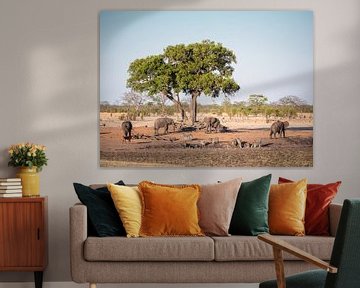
left=0, top=0, right=359, bottom=283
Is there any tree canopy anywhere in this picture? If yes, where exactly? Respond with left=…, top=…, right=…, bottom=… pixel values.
left=248, top=94, right=268, bottom=106
left=277, top=95, right=307, bottom=106
left=127, top=40, right=240, bottom=124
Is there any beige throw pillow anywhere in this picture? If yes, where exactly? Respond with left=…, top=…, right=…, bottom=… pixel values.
left=198, top=178, right=242, bottom=236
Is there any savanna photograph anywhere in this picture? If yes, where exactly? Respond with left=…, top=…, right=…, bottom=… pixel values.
left=99, top=11, right=313, bottom=167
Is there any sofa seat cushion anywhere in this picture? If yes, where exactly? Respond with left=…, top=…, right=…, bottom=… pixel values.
left=84, top=236, right=214, bottom=261
left=212, top=236, right=334, bottom=261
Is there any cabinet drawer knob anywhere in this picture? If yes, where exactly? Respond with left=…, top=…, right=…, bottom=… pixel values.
left=37, top=228, right=40, bottom=240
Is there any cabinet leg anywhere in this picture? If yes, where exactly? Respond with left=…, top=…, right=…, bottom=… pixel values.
left=34, top=271, right=43, bottom=288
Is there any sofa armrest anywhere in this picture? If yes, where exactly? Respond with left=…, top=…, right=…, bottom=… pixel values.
left=329, top=203, right=342, bottom=237
left=69, top=203, right=88, bottom=283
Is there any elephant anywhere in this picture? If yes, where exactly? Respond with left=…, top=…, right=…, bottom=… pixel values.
left=121, top=121, right=132, bottom=142
left=154, top=117, right=176, bottom=135
left=269, top=120, right=289, bottom=138
left=203, top=117, right=225, bottom=133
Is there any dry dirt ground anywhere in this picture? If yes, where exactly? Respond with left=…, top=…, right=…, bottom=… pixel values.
left=100, top=113, right=313, bottom=167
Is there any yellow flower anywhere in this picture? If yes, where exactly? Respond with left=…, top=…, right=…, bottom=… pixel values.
left=8, top=142, right=48, bottom=170
left=38, top=145, right=46, bottom=151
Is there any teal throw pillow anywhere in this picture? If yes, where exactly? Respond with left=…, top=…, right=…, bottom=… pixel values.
left=229, top=174, right=272, bottom=236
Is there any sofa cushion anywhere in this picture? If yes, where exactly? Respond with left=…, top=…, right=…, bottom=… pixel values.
left=199, top=178, right=242, bottom=236
left=212, top=236, right=334, bottom=261
left=139, top=181, right=203, bottom=237
left=73, top=181, right=126, bottom=237
left=107, top=184, right=142, bottom=238
left=278, top=177, right=341, bottom=236
left=84, top=236, right=214, bottom=261
left=269, top=179, right=307, bottom=236
left=229, top=174, right=271, bottom=236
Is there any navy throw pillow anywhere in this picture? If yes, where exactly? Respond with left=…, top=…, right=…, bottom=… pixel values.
left=73, top=181, right=126, bottom=237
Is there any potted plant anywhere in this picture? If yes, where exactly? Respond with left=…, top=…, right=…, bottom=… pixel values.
left=8, top=143, right=48, bottom=197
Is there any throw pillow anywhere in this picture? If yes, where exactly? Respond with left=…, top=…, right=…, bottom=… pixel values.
left=107, top=183, right=142, bottom=238
left=269, top=179, right=307, bottom=236
left=138, top=181, right=203, bottom=237
left=279, top=177, right=341, bottom=236
left=73, top=181, right=126, bottom=237
left=199, top=178, right=242, bottom=236
left=229, top=174, right=272, bottom=236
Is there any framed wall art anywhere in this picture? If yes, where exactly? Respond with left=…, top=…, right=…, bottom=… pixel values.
left=100, top=11, right=313, bottom=167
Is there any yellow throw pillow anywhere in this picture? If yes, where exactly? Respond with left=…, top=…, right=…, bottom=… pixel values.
left=138, top=181, right=204, bottom=237
left=269, top=179, right=307, bottom=236
left=107, top=183, right=142, bottom=238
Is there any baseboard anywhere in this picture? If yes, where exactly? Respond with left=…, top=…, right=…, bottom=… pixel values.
left=0, top=282, right=259, bottom=288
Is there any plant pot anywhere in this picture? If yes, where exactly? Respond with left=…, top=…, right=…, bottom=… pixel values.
left=16, top=167, right=40, bottom=197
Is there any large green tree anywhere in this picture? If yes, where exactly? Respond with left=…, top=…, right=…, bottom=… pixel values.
left=127, top=40, right=240, bottom=124
left=127, top=55, right=187, bottom=120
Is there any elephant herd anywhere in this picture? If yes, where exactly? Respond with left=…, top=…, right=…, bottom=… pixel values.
left=121, top=117, right=289, bottom=142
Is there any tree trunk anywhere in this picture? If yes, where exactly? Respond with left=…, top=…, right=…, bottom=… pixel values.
left=164, top=92, right=186, bottom=122
left=175, top=93, right=187, bottom=122
left=190, top=92, right=199, bottom=125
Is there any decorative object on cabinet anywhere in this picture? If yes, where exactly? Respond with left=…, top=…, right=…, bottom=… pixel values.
left=8, top=143, right=48, bottom=197
left=0, top=178, right=22, bottom=197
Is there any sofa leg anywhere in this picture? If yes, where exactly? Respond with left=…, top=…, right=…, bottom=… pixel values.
left=89, top=283, right=96, bottom=288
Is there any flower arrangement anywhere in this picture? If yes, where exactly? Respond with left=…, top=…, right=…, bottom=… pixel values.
left=8, top=143, right=48, bottom=172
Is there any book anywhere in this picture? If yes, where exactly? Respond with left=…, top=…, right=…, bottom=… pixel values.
left=0, top=189, right=22, bottom=193
left=0, top=186, right=22, bottom=190
left=0, top=182, right=22, bottom=186
left=0, top=178, right=21, bottom=182
left=0, top=193, right=22, bottom=198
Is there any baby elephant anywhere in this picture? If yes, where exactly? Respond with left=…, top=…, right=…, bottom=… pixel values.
left=204, top=117, right=225, bottom=133
left=269, top=120, right=289, bottom=138
left=121, top=121, right=132, bottom=142
left=154, top=117, right=176, bottom=135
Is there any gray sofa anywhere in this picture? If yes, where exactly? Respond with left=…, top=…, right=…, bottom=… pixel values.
left=70, top=202, right=342, bottom=288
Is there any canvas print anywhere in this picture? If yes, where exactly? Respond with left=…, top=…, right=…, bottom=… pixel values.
left=100, top=11, right=313, bottom=167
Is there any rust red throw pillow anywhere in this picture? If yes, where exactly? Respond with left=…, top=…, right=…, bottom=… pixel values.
left=278, top=177, right=341, bottom=236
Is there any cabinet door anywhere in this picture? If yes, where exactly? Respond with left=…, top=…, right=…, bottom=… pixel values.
left=0, top=202, right=44, bottom=268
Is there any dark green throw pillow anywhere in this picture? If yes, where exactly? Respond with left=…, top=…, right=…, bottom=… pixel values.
left=229, top=174, right=272, bottom=236
left=73, top=181, right=126, bottom=237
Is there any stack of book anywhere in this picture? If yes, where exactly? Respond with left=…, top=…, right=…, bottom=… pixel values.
left=0, top=178, right=22, bottom=197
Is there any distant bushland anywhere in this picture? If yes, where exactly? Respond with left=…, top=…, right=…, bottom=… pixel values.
left=100, top=100, right=312, bottom=121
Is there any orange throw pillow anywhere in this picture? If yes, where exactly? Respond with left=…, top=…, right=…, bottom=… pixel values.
left=269, top=179, right=307, bottom=236
left=278, top=177, right=341, bottom=235
left=138, top=181, right=204, bottom=237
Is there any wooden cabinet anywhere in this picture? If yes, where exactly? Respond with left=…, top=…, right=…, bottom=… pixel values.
left=0, top=197, right=47, bottom=288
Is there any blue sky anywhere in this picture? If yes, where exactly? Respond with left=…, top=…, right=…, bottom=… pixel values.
left=100, top=11, right=313, bottom=105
